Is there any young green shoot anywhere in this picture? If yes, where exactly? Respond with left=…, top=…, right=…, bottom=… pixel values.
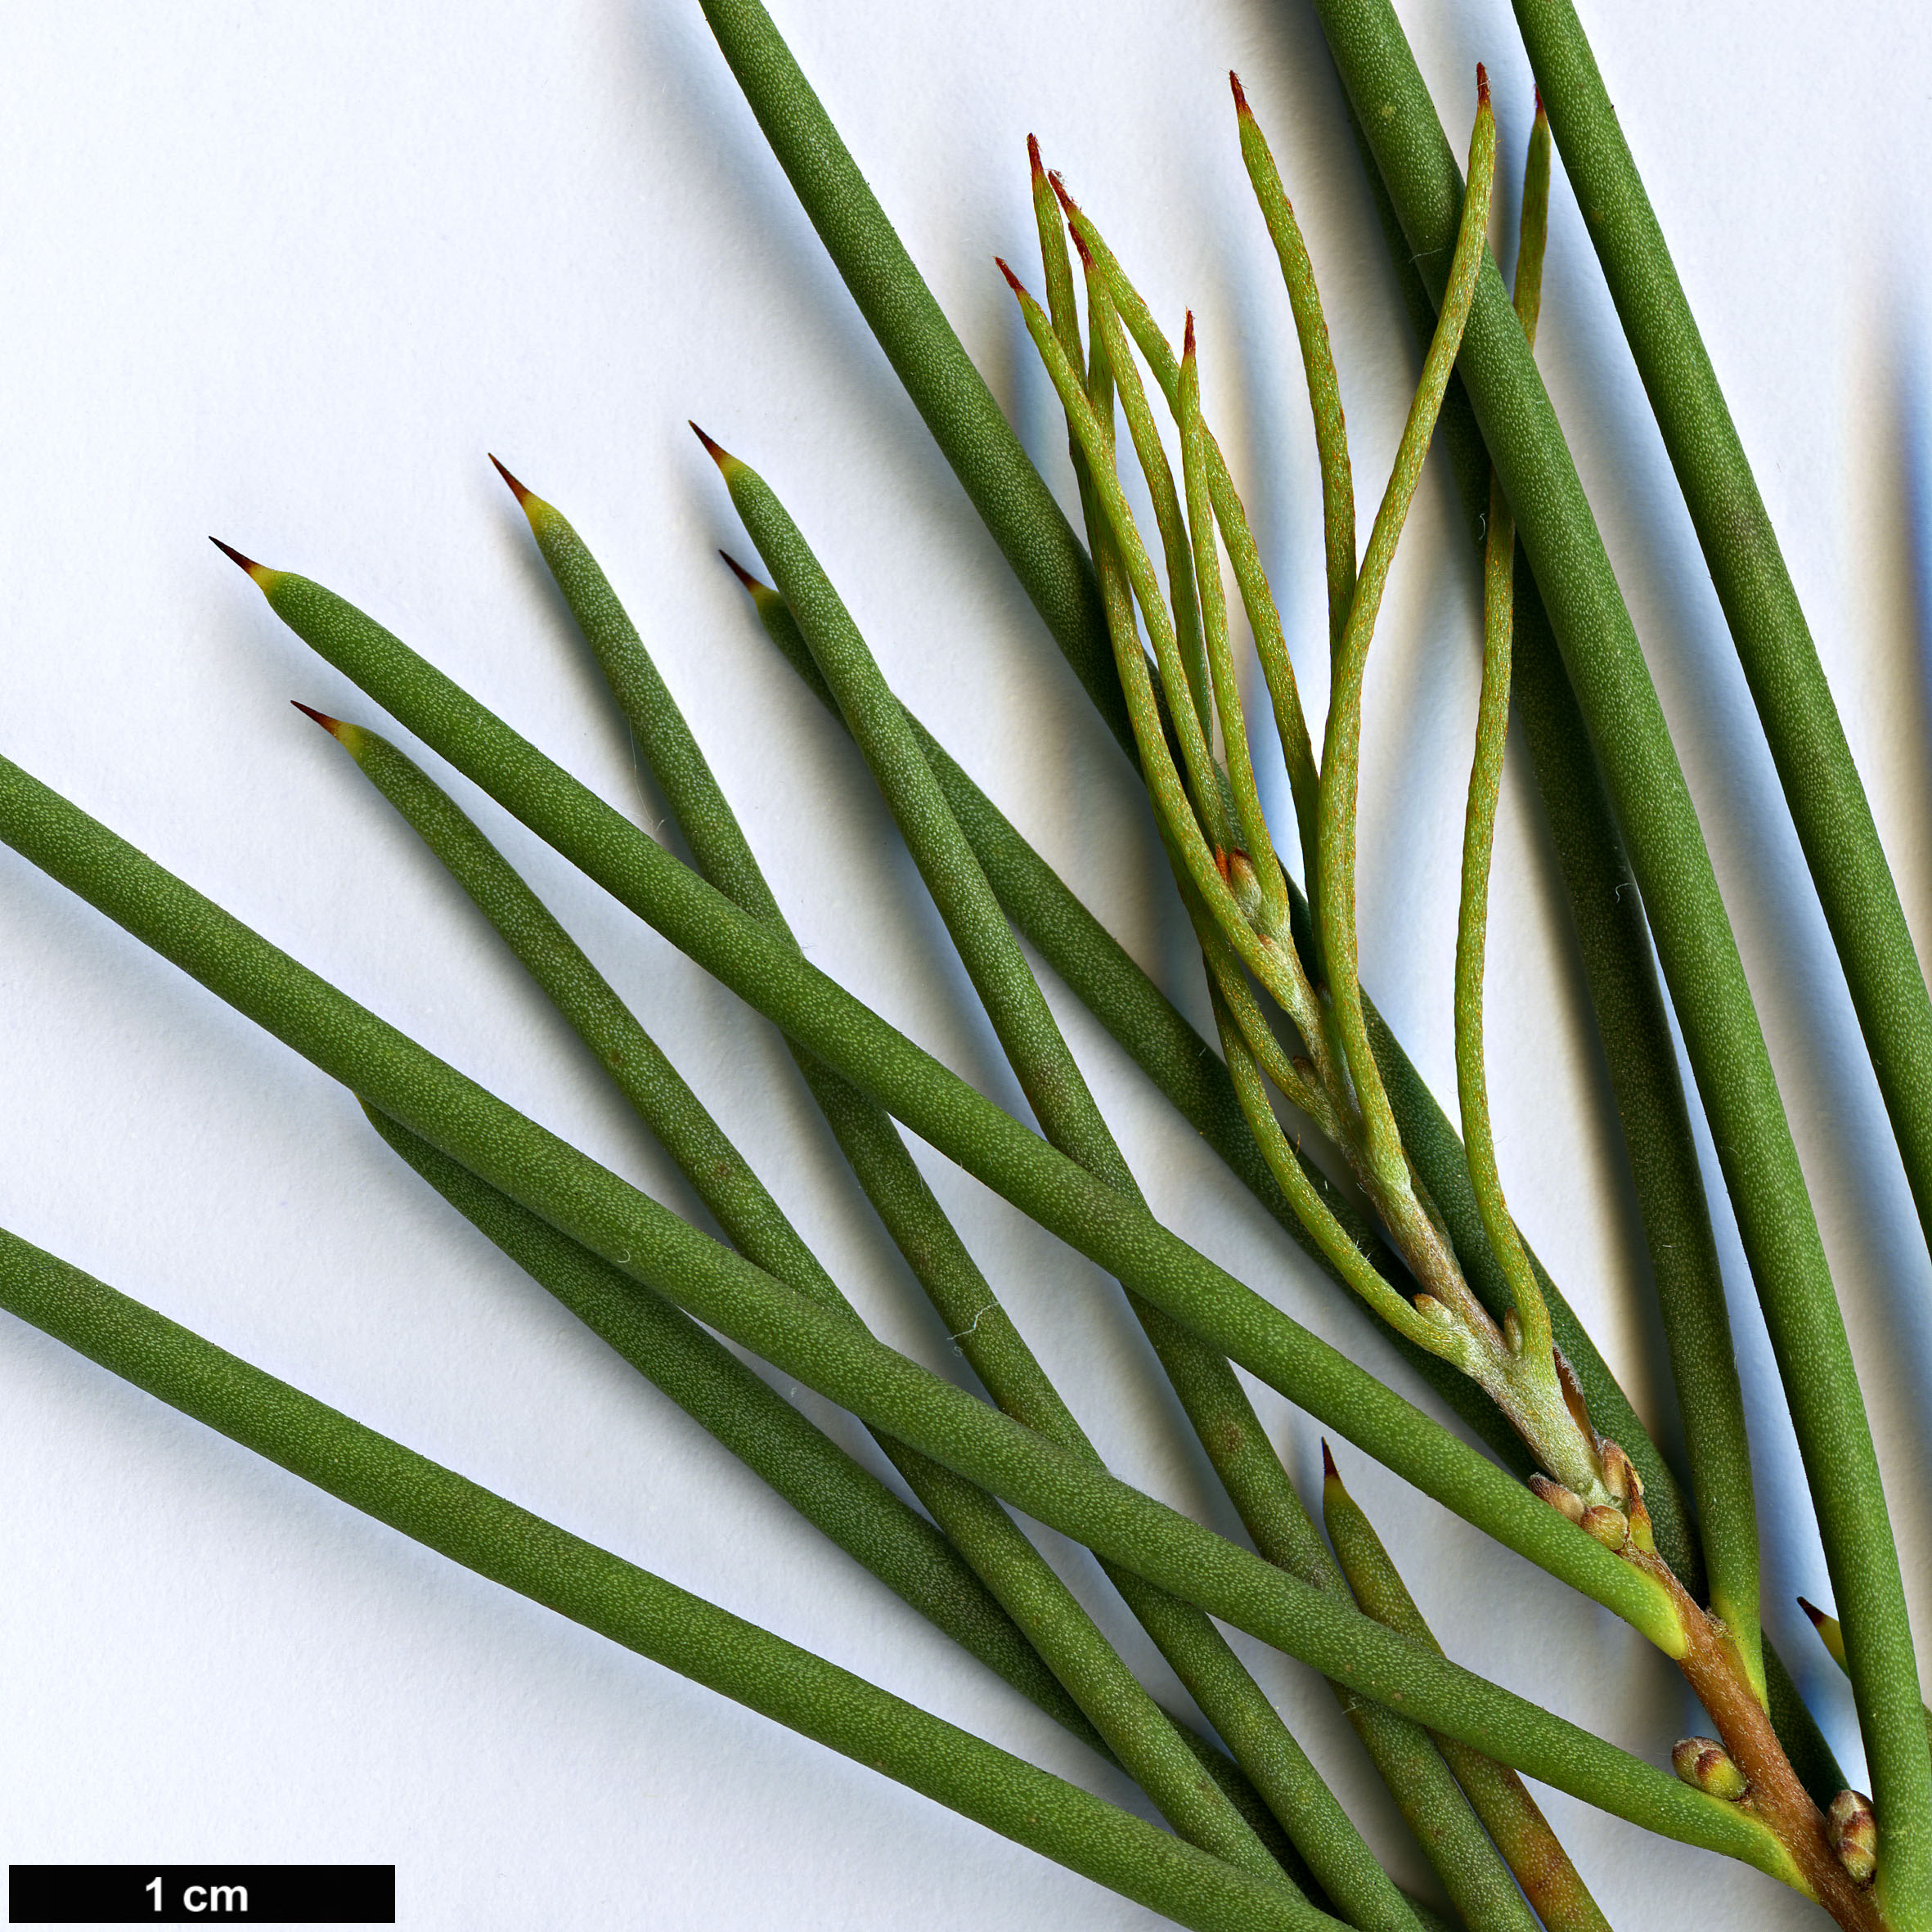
left=1231, top=71, right=1355, bottom=661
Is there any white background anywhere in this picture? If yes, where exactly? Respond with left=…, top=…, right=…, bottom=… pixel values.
left=1, top=2, right=1927, bottom=1926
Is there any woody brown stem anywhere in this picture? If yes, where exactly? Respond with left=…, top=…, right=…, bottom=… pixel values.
left=1638, top=1551, right=1884, bottom=1929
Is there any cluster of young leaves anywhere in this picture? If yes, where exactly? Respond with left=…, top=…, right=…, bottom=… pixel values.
left=0, top=2, right=1925, bottom=1930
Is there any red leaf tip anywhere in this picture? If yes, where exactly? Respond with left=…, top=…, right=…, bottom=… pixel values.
left=209, top=535, right=263, bottom=577
left=1183, top=310, right=1197, bottom=362
left=488, top=452, right=534, bottom=506
left=1046, top=168, right=1079, bottom=218
left=994, top=255, right=1026, bottom=298
left=718, top=549, right=766, bottom=596
left=1476, top=62, right=1490, bottom=110
left=1798, top=1597, right=1828, bottom=1629
left=290, top=699, right=343, bottom=738
left=1229, top=70, right=1252, bottom=117
left=1320, top=1439, right=1340, bottom=1481
left=1069, top=226, right=1094, bottom=271
left=689, top=420, right=734, bottom=470
left=1027, top=132, right=1045, bottom=181
left=1533, top=84, right=1545, bottom=121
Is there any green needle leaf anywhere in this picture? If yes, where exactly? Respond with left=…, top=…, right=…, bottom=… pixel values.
left=1513, top=0, right=1932, bottom=1439
left=0, top=1225, right=1340, bottom=1932
left=1802, top=1599, right=1932, bottom=1762
left=0, top=751, right=1781, bottom=1864
left=1345, top=97, right=1791, bottom=1784
left=726, top=543, right=1573, bottom=1928
left=213, top=550, right=1689, bottom=1651
left=1050, top=182, right=1323, bottom=898
left=695, top=0, right=1723, bottom=1671
left=299, top=698, right=1311, bottom=1876
left=480, top=473, right=1298, bottom=1885
left=724, top=550, right=1547, bottom=1479
left=1325, top=1446, right=1612, bottom=1932
left=1312, top=4, right=1930, bottom=1906
left=1315, top=67, right=1494, bottom=1220
left=360, top=1106, right=1103, bottom=1750
left=1231, top=72, right=1356, bottom=663
left=1177, top=317, right=1290, bottom=937
left=705, top=439, right=1421, bottom=1931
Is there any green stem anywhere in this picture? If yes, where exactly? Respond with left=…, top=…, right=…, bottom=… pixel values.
left=1312, top=4, right=1930, bottom=1907
left=1323, top=1448, right=1611, bottom=1932
left=0, top=750, right=1785, bottom=1867
left=0, top=1224, right=1338, bottom=1932
left=308, top=707, right=1289, bottom=1880
left=221, top=556, right=1687, bottom=1649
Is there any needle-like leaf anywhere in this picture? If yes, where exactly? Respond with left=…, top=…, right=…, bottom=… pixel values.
left=1, top=749, right=1782, bottom=1866
left=299, top=700, right=1295, bottom=1881
left=1344, top=93, right=1792, bottom=1788
left=1313, top=3, right=1930, bottom=1905
left=1231, top=72, right=1355, bottom=663
left=1512, top=0, right=1932, bottom=1352
left=357, top=1108, right=1112, bottom=1740
left=0, top=1224, right=1339, bottom=1932
left=1325, top=1446, right=1612, bottom=1932
left=704, top=440, right=1422, bottom=1932
left=1315, top=67, right=1494, bottom=1224
left=213, top=550, right=1689, bottom=1647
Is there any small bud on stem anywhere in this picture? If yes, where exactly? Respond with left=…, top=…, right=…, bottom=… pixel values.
left=1672, top=1736, right=1749, bottom=1801
left=1580, top=1504, right=1628, bottom=1549
left=1600, top=1439, right=1639, bottom=1504
left=1827, top=1790, right=1877, bottom=1887
left=1529, top=1474, right=1586, bottom=1524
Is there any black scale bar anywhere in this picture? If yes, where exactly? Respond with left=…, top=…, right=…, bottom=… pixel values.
left=9, top=1867, right=394, bottom=1925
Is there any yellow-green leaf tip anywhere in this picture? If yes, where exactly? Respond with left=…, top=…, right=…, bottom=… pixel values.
left=209, top=536, right=283, bottom=594
left=488, top=452, right=556, bottom=532
left=290, top=699, right=366, bottom=755
left=718, top=549, right=782, bottom=613
left=1799, top=1597, right=1849, bottom=1669
left=690, top=420, right=746, bottom=477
